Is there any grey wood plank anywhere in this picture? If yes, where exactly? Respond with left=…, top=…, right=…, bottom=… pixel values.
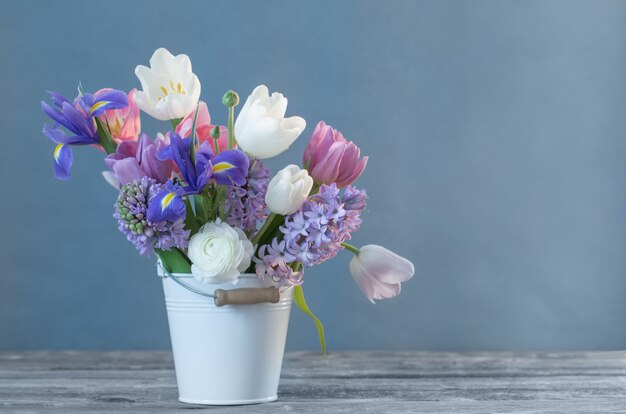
left=1, top=351, right=625, bottom=413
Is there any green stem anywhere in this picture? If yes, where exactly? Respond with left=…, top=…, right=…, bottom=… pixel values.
left=340, top=242, right=360, bottom=255
left=252, top=213, right=279, bottom=246
left=170, top=118, right=182, bottom=129
left=188, top=105, right=201, bottom=164
left=228, top=106, right=235, bottom=149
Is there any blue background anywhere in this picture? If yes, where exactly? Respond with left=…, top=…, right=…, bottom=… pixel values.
left=1, top=0, right=625, bottom=351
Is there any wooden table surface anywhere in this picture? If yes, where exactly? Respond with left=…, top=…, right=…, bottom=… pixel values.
left=1, top=351, right=626, bottom=413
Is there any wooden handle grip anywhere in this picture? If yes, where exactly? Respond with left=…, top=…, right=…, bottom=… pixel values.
left=214, top=287, right=280, bottom=307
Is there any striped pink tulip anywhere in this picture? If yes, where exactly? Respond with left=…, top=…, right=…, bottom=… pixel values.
left=98, top=88, right=141, bottom=143
left=303, top=121, right=368, bottom=188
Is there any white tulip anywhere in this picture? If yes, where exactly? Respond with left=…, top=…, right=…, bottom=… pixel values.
left=134, top=48, right=201, bottom=121
left=265, top=165, right=313, bottom=215
left=234, top=85, right=306, bottom=159
left=348, top=245, right=414, bottom=303
left=188, top=219, right=254, bottom=284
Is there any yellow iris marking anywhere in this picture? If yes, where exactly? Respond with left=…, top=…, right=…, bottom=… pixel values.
left=90, top=101, right=108, bottom=114
left=53, top=144, right=64, bottom=162
left=161, top=192, right=176, bottom=210
left=213, top=162, right=234, bottom=173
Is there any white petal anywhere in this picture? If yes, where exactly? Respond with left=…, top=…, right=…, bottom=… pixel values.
left=264, top=92, right=287, bottom=118
left=101, top=171, right=120, bottom=189
left=149, top=48, right=177, bottom=73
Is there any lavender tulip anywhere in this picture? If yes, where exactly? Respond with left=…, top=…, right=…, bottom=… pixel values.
left=303, top=121, right=368, bottom=188
left=104, top=133, right=172, bottom=188
left=347, top=244, right=414, bottom=303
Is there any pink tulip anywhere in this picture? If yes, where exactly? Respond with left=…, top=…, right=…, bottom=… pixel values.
left=175, top=102, right=229, bottom=154
left=98, top=88, right=141, bottom=143
left=348, top=245, right=414, bottom=303
left=303, top=121, right=368, bottom=188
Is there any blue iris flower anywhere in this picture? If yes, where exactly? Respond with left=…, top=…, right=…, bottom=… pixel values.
left=149, top=132, right=250, bottom=222
left=147, top=181, right=186, bottom=223
left=157, top=132, right=250, bottom=195
left=41, top=89, right=128, bottom=180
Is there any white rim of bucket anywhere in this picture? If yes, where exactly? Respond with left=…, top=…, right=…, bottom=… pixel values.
left=156, top=261, right=293, bottom=301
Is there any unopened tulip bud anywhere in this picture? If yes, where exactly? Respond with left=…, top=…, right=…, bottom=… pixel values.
left=222, top=90, right=240, bottom=108
left=210, top=125, right=221, bottom=139
left=266, top=164, right=313, bottom=215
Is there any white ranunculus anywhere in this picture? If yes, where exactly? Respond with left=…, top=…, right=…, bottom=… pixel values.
left=234, top=85, right=306, bottom=159
left=265, top=164, right=313, bottom=215
left=188, top=219, right=254, bottom=284
left=349, top=245, right=414, bottom=303
left=134, top=48, right=201, bottom=121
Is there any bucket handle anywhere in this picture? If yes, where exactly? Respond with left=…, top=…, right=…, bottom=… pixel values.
left=157, top=262, right=281, bottom=307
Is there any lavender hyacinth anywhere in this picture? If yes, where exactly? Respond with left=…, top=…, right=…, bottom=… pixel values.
left=114, top=176, right=189, bottom=255
left=255, top=239, right=304, bottom=287
left=255, top=183, right=367, bottom=286
left=225, top=159, right=269, bottom=235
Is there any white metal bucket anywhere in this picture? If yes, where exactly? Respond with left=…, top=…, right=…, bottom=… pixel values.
left=158, top=268, right=293, bottom=405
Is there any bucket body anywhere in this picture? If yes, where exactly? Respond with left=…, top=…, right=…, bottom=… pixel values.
left=159, top=269, right=293, bottom=405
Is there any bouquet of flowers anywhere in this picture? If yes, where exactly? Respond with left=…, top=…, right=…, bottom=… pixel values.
left=40, top=48, right=414, bottom=350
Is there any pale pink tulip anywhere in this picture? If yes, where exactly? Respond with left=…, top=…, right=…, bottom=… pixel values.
left=98, top=88, right=141, bottom=143
left=175, top=102, right=229, bottom=154
left=303, top=121, right=368, bottom=188
left=349, top=245, right=414, bottom=303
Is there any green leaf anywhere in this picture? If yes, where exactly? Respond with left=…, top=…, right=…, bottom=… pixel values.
left=155, top=248, right=191, bottom=274
left=184, top=197, right=200, bottom=235
left=293, top=285, right=326, bottom=354
left=95, top=117, right=117, bottom=155
left=193, top=193, right=210, bottom=223
left=252, top=213, right=284, bottom=246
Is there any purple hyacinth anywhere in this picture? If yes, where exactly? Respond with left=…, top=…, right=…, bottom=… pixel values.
left=225, top=159, right=269, bottom=235
left=114, top=176, right=189, bottom=255
left=254, top=183, right=367, bottom=286
left=255, top=239, right=304, bottom=287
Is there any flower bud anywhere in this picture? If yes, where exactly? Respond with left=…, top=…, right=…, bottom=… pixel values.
left=265, top=164, right=313, bottom=215
left=222, top=90, right=240, bottom=108
left=303, top=121, right=368, bottom=188
left=210, top=125, right=221, bottom=139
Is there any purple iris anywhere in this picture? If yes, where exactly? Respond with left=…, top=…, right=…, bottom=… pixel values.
left=41, top=89, right=128, bottom=180
left=77, top=89, right=128, bottom=117
left=147, top=180, right=186, bottom=223
left=156, top=132, right=249, bottom=195
left=42, top=125, right=73, bottom=180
